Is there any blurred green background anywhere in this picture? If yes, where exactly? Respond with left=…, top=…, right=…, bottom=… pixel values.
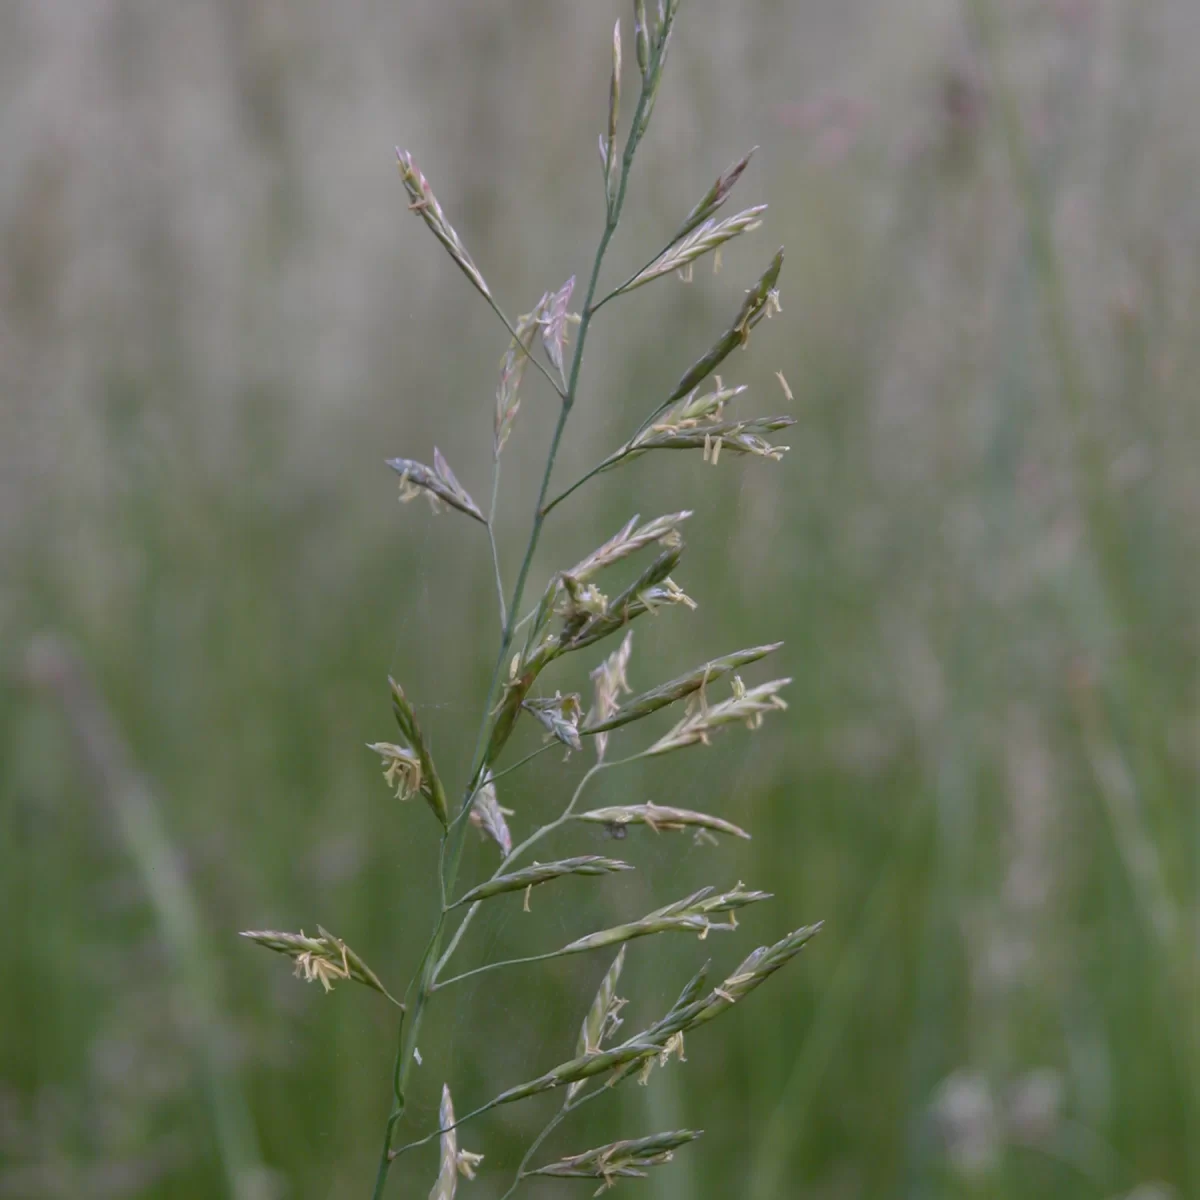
left=2, top=1, right=1197, bottom=1197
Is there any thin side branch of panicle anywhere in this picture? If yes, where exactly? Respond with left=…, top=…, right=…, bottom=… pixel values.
left=542, top=276, right=576, bottom=382
left=495, top=295, right=551, bottom=458
left=450, top=857, right=634, bottom=909
left=483, top=542, right=695, bottom=769
left=522, top=692, right=584, bottom=751
left=469, top=772, right=513, bottom=856
left=527, top=1129, right=703, bottom=1184
left=478, top=925, right=819, bottom=1114
left=667, top=922, right=824, bottom=1033
left=581, top=642, right=782, bottom=734
left=620, top=414, right=794, bottom=465
left=673, top=148, right=758, bottom=242
left=544, top=369, right=793, bottom=517
left=611, top=204, right=767, bottom=296
left=572, top=804, right=750, bottom=841
left=566, top=511, right=692, bottom=583
left=557, top=884, right=770, bottom=955
left=396, top=150, right=492, bottom=302
left=387, top=453, right=486, bottom=524
left=240, top=927, right=403, bottom=1008
left=521, top=511, right=690, bottom=661
left=567, top=947, right=627, bottom=1100
left=588, top=631, right=634, bottom=761
left=646, top=675, right=792, bottom=756
left=565, top=545, right=694, bottom=651
left=633, top=0, right=651, bottom=75
left=430, top=1086, right=484, bottom=1199
left=637, top=247, right=785, bottom=436
left=600, top=20, right=622, bottom=211
left=629, top=0, right=680, bottom=144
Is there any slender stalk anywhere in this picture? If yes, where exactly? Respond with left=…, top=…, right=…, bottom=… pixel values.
left=484, top=293, right=567, bottom=400
left=484, top=740, right=558, bottom=784
left=542, top=458, right=616, bottom=517
left=590, top=230, right=691, bottom=315
left=497, top=1100, right=577, bottom=1200
left=434, top=949, right=566, bottom=992
left=503, top=1087, right=610, bottom=1199
left=369, top=38, right=663, bottom=1194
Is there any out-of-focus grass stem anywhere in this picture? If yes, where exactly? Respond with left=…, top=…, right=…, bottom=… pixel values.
left=21, top=636, right=270, bottom=1200
left=965, top=0, right=1197, bottom=1188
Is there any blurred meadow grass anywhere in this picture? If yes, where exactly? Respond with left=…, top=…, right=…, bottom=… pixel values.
left=2, top=0, right=1198, bottom=1197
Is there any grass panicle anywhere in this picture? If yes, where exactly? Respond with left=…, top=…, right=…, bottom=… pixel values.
left=242, top=7, right=815, bottom=1196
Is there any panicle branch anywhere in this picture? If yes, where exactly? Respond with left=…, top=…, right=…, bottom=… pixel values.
left=387, top=451, right=486, bottom=524
left=396, top=150, right=492, bottom=301
left=240, top=927, right=403, bottom=1008
left=527, top=1129, right=703, bottom=1187
left=610, top=204, right=767, bottom=297
left=646, top=675, right=792, bottom=756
